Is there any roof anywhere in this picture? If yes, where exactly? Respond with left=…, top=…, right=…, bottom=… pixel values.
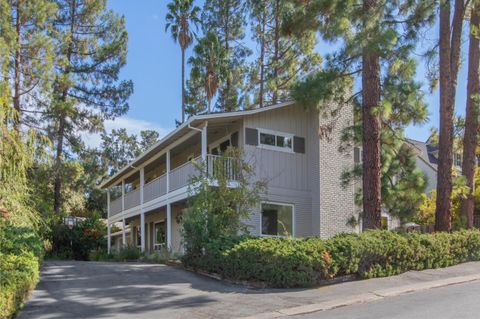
left=100, top=101, right=295, bottom=189
left=405, top=138, right=438, bottom=171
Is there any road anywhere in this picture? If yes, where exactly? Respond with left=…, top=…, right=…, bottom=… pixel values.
left=295, top=280, right=480, bottom=319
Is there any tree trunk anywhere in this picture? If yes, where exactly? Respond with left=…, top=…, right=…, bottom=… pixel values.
left=435, top=0, right=465, bottom=231
left=13, top=1, right=22, bottom=131
left=460, top=7, right=480, bottom=228
left=53, top=114, right=65, bottom=215
left=272, top=0, right=280, bottom=105
left=361, top=0, right=382, bottom=230
left=181, top=47, right=185, bottom=122
left=259, top=8, right=265, bottom=108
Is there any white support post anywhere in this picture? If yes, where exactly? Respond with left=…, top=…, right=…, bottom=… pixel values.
left=107, top=222, right=111, bottom=254
left=121, top=180, right=125, bottom=212
left=107, top=190, right=110, bottom=219
left=201, top=122, right=208, bottom=161
left=166, top=150, right=170, bottom=193
left=140, top=168, right=145, bottom=253
left=167, top=202, right=172, bottom=250
left=122, top=217, right=126, bottom=247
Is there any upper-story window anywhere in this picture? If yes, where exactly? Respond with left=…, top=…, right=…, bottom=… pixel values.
left=454, top=153, right=462, bottom=167
left=258, top=129, right=293, bottom=152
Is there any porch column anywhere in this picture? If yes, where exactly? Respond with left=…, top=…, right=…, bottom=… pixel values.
left=167, top=202, right=172, bottom=250
left=140, top=168, right=145, bottom=252
left=121, top=180, right=125, bottom=212
left=107, top=222, right=111, bottom=253
left=166, top=150, right=170, bottom=193
left=122, top=217, right=126, bottom=247
left=201, top=122, right=208, bottom=160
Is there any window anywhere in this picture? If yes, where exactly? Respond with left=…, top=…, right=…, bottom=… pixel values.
left=454, top=153, right=462, bottom=167
left=259, top=129, right=293, bottom=152
left=261, top=202, right=294, bottom=236
left=210, top=137, right=232, bottom=156
left=154, top=222, right=166, bottom=247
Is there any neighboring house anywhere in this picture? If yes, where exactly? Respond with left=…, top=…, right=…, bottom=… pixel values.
left=101, top=101, right=356, bottom=254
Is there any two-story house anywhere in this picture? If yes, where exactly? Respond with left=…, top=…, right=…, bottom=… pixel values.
left=101, top=101, right=356, bottom=253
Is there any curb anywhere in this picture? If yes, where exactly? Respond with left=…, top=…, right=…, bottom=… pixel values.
left=237, top=273, right=480, bottom=319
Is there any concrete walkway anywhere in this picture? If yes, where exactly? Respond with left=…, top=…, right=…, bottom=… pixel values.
left=19, top=261, right=480, bottom=319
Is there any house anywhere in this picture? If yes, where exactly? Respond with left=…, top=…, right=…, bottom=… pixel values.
left=101, top=101, right=356, bottom=253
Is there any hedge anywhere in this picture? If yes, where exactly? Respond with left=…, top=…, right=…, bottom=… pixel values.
left=0, top=226, right=44, bottom=319
left=182, top=230, right=480, bottom=288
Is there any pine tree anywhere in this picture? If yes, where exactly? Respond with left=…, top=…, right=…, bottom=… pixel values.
left=2, top=0, right=56, bottom=131
left=286, top=0, right=435, bottom=229
left=202, top=0, right=250, bottom=111
left=435, top=0, right=467, bottom=231
left=165, top=0, right=201, bottom=123
left=48, top=0, right=133, bottom=216
left=247, top=0, right=321, bottom=107
left=460, top=3, right=480, bottom=228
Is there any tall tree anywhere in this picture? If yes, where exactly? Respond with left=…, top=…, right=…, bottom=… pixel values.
left=188, top=31, right=227, bottom=114
left=461, top=3, right=480, bottom=228
left=435, top=0, right=467, bottom=231
left=203, top=0, right=250, bottom=111
left=286, top=0, right=435, bottom=229
left=165, top=0, right=201, bottom=123
left=48, top=0, right=133, bottom=216
left=3, top=0, right=56, bottom=131
left=247, top=0, right=320, bottom=107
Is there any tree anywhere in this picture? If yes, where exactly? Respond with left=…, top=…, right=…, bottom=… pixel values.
left=435, top=0, right=467, bottom=231
left=286, top=0, right=435, bottom=229
left=47, top=0, right=133, bottom=217
left=247, top=0, right=321, bottom=107
left=188, top=31, right=227, bottom=114
left=202, top=0, right=251, bottom=111
left=165, top=0, right=201, bottom=123
left=2, top=0, right=56, bottom=131
left=460, top=3, right=480, bottom=228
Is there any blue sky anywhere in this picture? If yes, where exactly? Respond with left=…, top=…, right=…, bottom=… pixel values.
left=103, top=0, right=469, bottom=144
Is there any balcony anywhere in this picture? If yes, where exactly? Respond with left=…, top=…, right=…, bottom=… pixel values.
left=108, top=155, right=238, bottom=219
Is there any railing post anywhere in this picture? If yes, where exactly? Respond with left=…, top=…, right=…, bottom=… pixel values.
left=166, top=150, right=170, bottom=193
left=140, top=168, right=145, bottom=253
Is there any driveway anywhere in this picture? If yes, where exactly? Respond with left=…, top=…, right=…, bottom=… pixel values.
left=19, top=261, right=480, bottom=319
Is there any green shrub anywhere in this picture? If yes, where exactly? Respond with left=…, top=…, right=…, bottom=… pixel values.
left=182, top=229, right=480, bottom=288
left=116, top=245, right=141, bottom=261
left=0, top=226, right=43, bottom=319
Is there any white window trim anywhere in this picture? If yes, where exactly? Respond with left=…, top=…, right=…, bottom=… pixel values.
left=259, top=201, right=295, bottom=237
left=257, top=128, right=294, bottom=153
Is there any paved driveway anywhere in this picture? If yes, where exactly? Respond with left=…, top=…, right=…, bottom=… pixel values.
left=19, top=261, right=302, bottom=319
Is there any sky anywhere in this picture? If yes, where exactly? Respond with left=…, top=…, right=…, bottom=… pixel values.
left=101, top=0, right=470, bottom=146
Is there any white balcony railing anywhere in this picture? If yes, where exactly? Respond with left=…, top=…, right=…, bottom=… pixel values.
left=109, top=155, right=239, bottom=217
left=124, top=188, right=140, bottom=210
left=144, top=174, right=167, bottom=202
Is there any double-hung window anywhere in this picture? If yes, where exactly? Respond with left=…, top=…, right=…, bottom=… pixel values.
left=259, top=129, right=293, bottom=152
left=261, top=202, right=294, bottom=237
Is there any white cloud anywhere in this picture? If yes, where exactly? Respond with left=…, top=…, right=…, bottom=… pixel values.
left=83, top=116, right=173, bottom=148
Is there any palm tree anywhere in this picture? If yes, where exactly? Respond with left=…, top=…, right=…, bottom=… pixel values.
left=165, top=0, right=200, bottom=123
left=189, top=32, right=226, bottom=114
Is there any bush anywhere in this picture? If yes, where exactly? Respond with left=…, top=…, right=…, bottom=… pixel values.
left=182, top=229, right=480, bottom=288
left=0, top=226, right=43, bottom=319
left=116, top=245, right=141, bottom=261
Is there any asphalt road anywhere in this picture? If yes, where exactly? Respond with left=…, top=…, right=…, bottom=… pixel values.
left=295, top=280, right=480, bottom=319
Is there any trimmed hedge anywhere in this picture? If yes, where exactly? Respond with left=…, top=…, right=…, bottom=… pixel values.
left=182, top=230, right=480, bottom=288
left=0, top=226, right=44, bottom=319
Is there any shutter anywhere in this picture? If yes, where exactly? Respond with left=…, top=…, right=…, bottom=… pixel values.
left=354, top=147, right=360, bottom=163
left=245, top=128, right=258, bottom=146
left=293, top=136, right=305, bottom=154
left=231, top=131, right=239, bottom=147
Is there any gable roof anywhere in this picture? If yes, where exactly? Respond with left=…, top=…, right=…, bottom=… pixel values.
left=405, top=138, right=438, bottom=171
left=100, top=101, right=295, bottom=189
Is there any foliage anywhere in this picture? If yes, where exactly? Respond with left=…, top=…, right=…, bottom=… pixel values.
left=0, top=224, right=44, bottom=319
left=183, top=229, right=480, bottom=288
left=47, top=214, right=107, bottom=260
left=182, top=148, right=266, bottom=259
left=415, top=171, right=469, bottom=228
